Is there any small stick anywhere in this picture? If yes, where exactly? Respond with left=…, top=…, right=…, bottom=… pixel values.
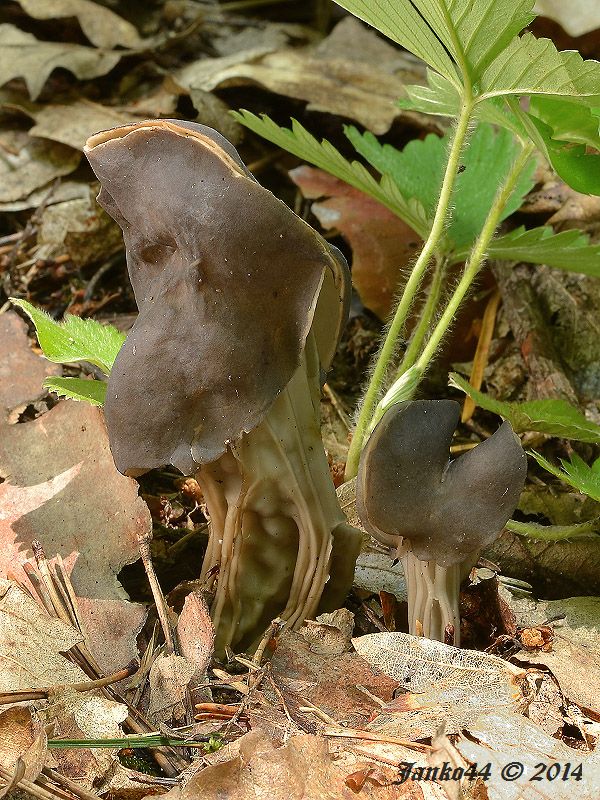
left=461, top=288, right=501, bottom=423
left=0, top=666, right=136, bottom=705
left=354, top=685, right=386, bottom=707
left=212, top=668, right=250, bottom=695
left=324, top=726, right=432, bottom=752
left=298, top=705, right=338, bottom=725
left=137, top=531, right=175, bottom=654
left=41, top=769, right=101, bottom=800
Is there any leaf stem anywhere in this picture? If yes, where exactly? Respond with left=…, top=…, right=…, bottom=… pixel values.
left=506, top=517, right=600, bottom=541
left=345, top=98, right=474, bottom=479
left=415, top=143, right=535, bottom=375
left=397, top=254, right=447, bottom=373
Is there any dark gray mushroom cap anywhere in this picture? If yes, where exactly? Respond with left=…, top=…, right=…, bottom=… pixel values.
left=84, top=119, right=349, bottom=476
left=356, top=400, right=527, bottom=567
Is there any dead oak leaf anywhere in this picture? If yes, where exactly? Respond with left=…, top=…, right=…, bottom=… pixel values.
left=16, top=0, right=144, bottom=50
left=147, top=654, right=197, bottom=726
left=0, top=24, right=122, bottom=100
left=177, top=591, right=214, bottom=682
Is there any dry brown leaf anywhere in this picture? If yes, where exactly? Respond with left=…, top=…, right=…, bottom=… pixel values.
left=153, top=729, right=403, bottom=800
left=0, top=707, right=47, bottom=782
left=271, top=629, right=398, bottom=729
left=298, top=609, right=355, bottom=656
left=0, top=129, right=80, bottom=203
left=35, top=192, right=123, bottom=267
left=458, top=710, right=600, bottom=800
left=0, top=580, right=128, bottom=786
left=507, top=595, right=600, bottom=712
left=76, top=596, right=146, bottom=680
left=534, top=0, right=600, bottom=36
left=177, top=591, right=214, bottom=682
left=0, top=313, right=148, bottom=600
left=0, top=24, right=121, bottom=100
left=17, top=0, right=144, bottom=49
left=0, top=400, right=146, bottom=599
left=174, top=18, right=426, bottom=135
left=0, top=180, right=91, bottom=213
left=27, top=101, right=137, bottom=151
left=147, top=654, right=196, bottom=726
left=290, top=166, right=420, bottom=319
left=354, top=633, right=525, bottom=738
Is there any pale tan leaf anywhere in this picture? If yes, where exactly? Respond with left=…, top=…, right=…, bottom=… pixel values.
left=0, top=24, right=121, bottom=100
left=17, top=0, right=143, bottom=49
left=458, top=710, right=600, bottom=800
left=76, top=597, right=146, bottom=680
left=177, top=591, right=214, bottom=681
left=0, top=579, right=84, bottom=689
left=506, top=594, right=600, bottom=711
left=353, top=633, right=525, bottom=737
left=0, top=130, right=80, bottom=203
left=28, top=101, right=137, bottom=151
left=0, top=707, right=47, bottom=782
left=147, top=654, right=196, bottom=726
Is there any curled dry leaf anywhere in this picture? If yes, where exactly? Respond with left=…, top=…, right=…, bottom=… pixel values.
left=174, top=18, right=426, bottom=135
left=177, top=591, right=215, bottom=682
left=0, top=312, right=147, bottom=600
left=457, top=710, right=600, bottom=799
left=0, top=129, right=80, bottom=204
left=353, top=633, right=525, bottom=738
left=298, top=609, right=355, bottom=656
left=147, top=654, right=197, bottom=726
left=0, top=24, right=122, bottom=101
left=16, top=0, right=144, bottom=49
left=290, top=166, right=420, bottom=320
left=0, top=707, right=47, bottom=783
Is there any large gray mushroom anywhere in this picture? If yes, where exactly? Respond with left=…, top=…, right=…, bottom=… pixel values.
left=356, top=400, right=527, bottom=644
left=85, top=119, right=361, bottom=653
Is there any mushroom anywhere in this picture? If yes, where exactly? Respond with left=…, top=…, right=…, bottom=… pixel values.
left=356, top=400, right=526, bottom=645
left=84, top=119, right=361, bottom=653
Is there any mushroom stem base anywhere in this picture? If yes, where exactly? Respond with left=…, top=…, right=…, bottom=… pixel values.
left=197, top=335, right=361, bottom=654
left=401, top=553, right=463, bottom=645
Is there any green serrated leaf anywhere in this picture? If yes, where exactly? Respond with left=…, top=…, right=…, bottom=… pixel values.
left=11, top=299, right=125, bottom=375
left=331, top=0, right=457, bottom=83
left=346, top=123, right=534, bottom=249
left=44, top=377, right=107, bottom=406
left=334, top=0, right=534, bottom=88
left=449, top=372, right=600, bottom=442
left=232, top=110, right=429, bottom=236
left=479, top=33, right=600, bottom=101
left=530, top=451, right=600, bottom=502
left=481, top=226, right=600, bottom=276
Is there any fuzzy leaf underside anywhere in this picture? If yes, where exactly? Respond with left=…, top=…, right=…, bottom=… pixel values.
left=232, top=110, right=429, bottom=236
left=44, top=376, right=107, bottom=406
left=530, top=451, right=600, bottom=502
left=11, top=298, right=125, bottom=375
left=484, top=226, right=600, bottom=276
left=333, top=0, right=535, bottom=87
left=450, top=373, right=600, bottom=443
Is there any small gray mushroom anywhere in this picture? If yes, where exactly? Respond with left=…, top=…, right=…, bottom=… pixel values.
left=356, top=400, right=527, bottom=644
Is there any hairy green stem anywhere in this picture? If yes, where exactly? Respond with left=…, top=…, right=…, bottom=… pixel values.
left=398, top=254, right=448, bottom=373
left=345, top=99, right=474, bottom=480
left=506, top=517, right=600, bottom=541
left=416, top=143, right=535, bottom=375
